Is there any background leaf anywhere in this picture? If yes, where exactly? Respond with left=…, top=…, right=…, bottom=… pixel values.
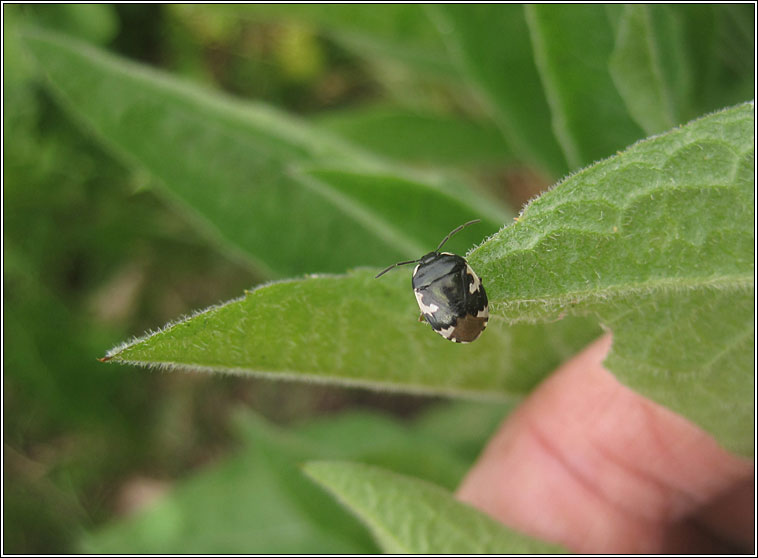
left=525, top=5, right=645, bottom=168
left=432, top=4, right=568, bottom=178
left=681, top=5, right=755, bottom=114
left=469, top=102, right=754, bottom=455
left=82, top=402, right=508, bottom=553
left=609, top=5, right=690, bottom=135
left=221, top=4, right=457, bottom=78
left=303, top=461, right=568, bottom=553
left=80, top=412, right=378, bottom=554
left=24, top=28, right=509, bottom=277
left=25, top=3, right=119, bottom=44
left=313, top=105, right=512, bottom=167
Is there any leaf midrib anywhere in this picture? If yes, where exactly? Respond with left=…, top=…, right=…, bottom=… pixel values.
left=489, top=272, right=753, bottom=309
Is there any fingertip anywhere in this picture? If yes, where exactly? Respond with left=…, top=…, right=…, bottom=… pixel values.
left=456, top=332, right=752, bottom=553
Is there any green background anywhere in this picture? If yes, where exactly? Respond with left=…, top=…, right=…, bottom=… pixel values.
left=3, top=4, right=753, bottom=553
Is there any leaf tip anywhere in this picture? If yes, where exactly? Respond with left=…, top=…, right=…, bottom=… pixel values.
left=300, top=459, right=346, bottom=485
left=300, top=459, right=324, bottom=476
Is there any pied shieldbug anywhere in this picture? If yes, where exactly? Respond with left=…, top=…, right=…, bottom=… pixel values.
left=375, top=220, right=489, bottom=343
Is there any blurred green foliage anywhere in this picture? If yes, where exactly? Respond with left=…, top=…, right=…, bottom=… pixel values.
left=2, top=4, right=512, bottom=552
left=3, top=4, right=753, bottom=554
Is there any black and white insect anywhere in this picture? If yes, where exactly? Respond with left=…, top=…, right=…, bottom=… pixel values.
left=375, top=220, right=488, bottom=343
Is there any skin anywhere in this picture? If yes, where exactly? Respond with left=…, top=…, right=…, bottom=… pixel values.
left=457, top=335, right=754, bottom=553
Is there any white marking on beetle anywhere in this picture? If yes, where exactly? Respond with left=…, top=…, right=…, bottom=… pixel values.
left=413, top=264, right=420, bottom=276
left=468, top=267, right=482, bottom=294
left=476, top=308, right=489, bottom=319
left=414, top=290, right=439, bottom=314
left=438, top=325, right=455, bottom=338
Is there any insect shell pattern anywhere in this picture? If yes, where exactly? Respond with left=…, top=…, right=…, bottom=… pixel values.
left=375, top=220, right=489, bottom=343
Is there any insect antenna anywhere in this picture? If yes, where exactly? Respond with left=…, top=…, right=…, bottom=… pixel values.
left=375, top=259, right=420, bottom=278
left=435, top=219, right=481, bottom=252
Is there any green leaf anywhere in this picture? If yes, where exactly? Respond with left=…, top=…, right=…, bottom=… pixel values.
left=609, top=5, right=691, bottom=135
left=469, top=102, right=754, bottom=455
left=222, top=4, right=456, bottom=77
left=23, top=28, right=507, bottom=276
left=411, top=400, right=510, bottom=463
left=4, top=245, right=122, bottom=427
left=299, top=168, right=508, bottom=249
left=26, top=4, right=119, bottom=45
left=432, top=5, right=568, bottom=177
left=263, top=410, right=472, bottom=491
left=81, top=413, right=378, bottom=554
left=525, top=5, right=645, bottom=168
left=82, top=458, right=370, bottom=554
left=313, top=105, right=512, bottom=167
left=303, top=461, right=568, bottom=553
left=676, top=5, right=754, bottom=116
left=102, top=268, right=601, bottom=399
left=82, top=405, right=488, bottom=553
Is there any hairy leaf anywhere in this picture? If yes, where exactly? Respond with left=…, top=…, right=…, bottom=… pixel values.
left=469, top=102, right=754, bottom=454
left=303, top=461, right=567, bottom=553
left=102, top=268, right=601, bottom=399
